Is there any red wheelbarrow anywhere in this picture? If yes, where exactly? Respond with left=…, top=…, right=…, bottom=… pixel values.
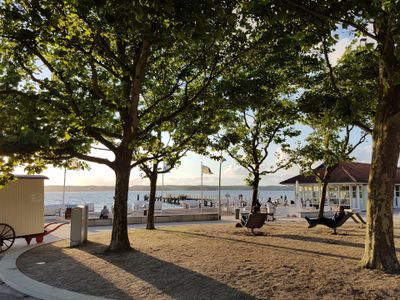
left=0, top=222, right=69, bottom=253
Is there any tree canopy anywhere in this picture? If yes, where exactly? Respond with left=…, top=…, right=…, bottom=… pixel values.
left=0, top=0, right=241, bottom=251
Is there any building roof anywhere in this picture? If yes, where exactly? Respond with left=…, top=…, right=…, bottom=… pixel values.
left=280, top=162, right=400, bottom=185
left=14, top=175, right=49, bottom=180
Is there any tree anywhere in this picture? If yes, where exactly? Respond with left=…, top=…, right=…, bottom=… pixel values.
left=138, top=110, right=219, bottom=230
left=222, top=104, right=299, bottom=210
left=212, top=17, right=319, bottom=210
left=139, top=151, right=183, bottom=230
left=300, top=42, right=378, bottom=135
left=289, top=0, right=400, bottom=272
left=295, top=123, right=367, bottom=218
left=214, top=47, right=302, bottom=209
left=296, top=44, right=373, bottom=218
left=252, top=0, right=400, bottom=273
left=0, top=0, right=239, bottom=251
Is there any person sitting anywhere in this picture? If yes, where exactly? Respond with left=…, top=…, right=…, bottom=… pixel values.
left=99, top=205, right=109, bottom=219
left=305, top=206, right=346, bottom=228
left=236, top=200, right=261, bottom=227
left=266, top=198, right=276, bottom=221
left=253, top=199, right=261, bottom=213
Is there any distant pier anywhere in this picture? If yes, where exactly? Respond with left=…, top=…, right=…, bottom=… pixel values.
left=144, top=194, right=220, bottom=207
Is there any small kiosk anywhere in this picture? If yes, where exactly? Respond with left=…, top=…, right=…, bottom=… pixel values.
left=0, top=175, right=48, bottom=252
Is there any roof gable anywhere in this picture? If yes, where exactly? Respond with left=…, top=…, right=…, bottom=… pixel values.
left=280, top=162, right=400, bottom=185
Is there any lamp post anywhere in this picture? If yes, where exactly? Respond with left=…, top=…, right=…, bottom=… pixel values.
left=218, top=154, right=223, bottom=220
left=62, top=167, right=66, bottom=206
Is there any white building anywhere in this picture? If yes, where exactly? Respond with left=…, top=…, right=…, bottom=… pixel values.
left=280, top=162, right=400, bottom=212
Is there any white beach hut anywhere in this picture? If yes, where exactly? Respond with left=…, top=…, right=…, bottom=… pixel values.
left=0, top=175, right=47, bottom=251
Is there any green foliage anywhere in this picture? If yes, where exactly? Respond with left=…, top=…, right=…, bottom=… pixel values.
left=0, top=0, right=239, bottom=181
left=222, top=101, right=300, bottom=187
left=300, top=44, right=378, bottom=133
left=295, top=124, right=367, bottom=180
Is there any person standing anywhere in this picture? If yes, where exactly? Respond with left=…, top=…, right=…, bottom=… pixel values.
left=266, top=198, right=276, bottom=221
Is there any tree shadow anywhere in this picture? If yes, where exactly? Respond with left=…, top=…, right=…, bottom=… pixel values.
left=17, top=243, right=132, bottom=299
left=272, top=234, right=364, bottom=248
left=156, top=229, right=361, bottom=261
left=77, top=240, right=256, bottom=300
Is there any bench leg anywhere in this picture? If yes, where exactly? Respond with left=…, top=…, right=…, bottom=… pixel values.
left=332, top=227, right=337, bottom=235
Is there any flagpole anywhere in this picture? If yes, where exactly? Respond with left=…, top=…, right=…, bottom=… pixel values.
left=62, top=167, right=66, bottom=206
left=218, top=153, right=222, bottom=220
left=201, top=162, right=203, bottom=200
left=161, top=161, right=165, bottom=200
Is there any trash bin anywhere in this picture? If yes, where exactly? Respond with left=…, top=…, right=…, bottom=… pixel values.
left=235, top=208, right=240, bottom=219
left=144, top=209, right=147, bottom=216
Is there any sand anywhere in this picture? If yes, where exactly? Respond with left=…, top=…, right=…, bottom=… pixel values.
left=17, top=219, right=400, bottom=299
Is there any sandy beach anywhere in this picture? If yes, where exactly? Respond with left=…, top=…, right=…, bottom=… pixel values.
left=15, top=218, right=400, bottom=300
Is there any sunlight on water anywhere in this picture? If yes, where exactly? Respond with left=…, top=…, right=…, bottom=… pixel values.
left=45, top=189, right=294, bottom=212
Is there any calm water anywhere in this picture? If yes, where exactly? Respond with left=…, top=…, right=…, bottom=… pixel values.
left=45, top=188, right=294, bottom=212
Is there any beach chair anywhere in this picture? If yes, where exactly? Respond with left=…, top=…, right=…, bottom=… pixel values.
left=329, top=213, right=354, bottom=234
left=243, top=213, right=268, bottom=235
left=306, top=212, right=361, bottom=234
left=349, top=212, right=366, bottom=225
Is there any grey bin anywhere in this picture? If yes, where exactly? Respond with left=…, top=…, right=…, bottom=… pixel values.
left=235, top=208, right=240, bottom=219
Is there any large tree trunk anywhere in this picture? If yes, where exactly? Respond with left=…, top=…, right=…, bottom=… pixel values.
left=146, top=167, right=158, bottom=230
left=109, top=155, right=132, bottom=252
left=318, top=179, right=329, bottom=218
left=318, top=166, right=335, bottom=218
left=362, top=125, right=400, bottom=272
left=361, top=15, right=400, bottom=273
left=251, top=173, right=260, bottom=212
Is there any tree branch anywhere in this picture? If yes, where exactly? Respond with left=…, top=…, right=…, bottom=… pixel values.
left=66, top=150, right=113, bottom=168
left=321, top=34, right=341, bottom=95
left=352, top=120, right=373, bottom=134
left=284, top=0, right=377, bottom=40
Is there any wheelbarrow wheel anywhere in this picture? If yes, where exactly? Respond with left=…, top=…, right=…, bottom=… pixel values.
left=0, top=223, right=16, bottom=253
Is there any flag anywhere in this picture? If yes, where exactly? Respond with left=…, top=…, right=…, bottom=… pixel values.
left=202, top=165, right=213, bottom=174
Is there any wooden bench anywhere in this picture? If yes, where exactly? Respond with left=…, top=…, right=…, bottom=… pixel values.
left=243, top=213, right=268, bottom=235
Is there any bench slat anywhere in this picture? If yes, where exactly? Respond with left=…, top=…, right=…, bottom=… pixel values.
left=245, top=213, right=268, bottom=229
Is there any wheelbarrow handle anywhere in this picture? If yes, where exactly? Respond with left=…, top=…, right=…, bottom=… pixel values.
left=43, top=222, right=69, bottom=236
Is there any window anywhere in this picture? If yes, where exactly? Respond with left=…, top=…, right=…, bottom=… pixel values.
left=339, top=186, right=350, bottom=199
left=351, top=186, right=357, bottom=198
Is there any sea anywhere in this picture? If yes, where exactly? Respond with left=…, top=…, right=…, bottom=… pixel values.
left=45, top=188, right=295, bottom=212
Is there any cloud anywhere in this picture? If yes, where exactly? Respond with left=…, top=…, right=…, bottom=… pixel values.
left=329, top=37, right=352, bottom=66
left=223, top=164, right=248, bottom=176
left=274, top=147, right=291, bottom=165
left=353, top=144, right=372, bottom=163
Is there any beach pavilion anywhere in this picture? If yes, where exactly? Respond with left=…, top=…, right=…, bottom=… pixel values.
left=280, top=162, right=400, bottom=212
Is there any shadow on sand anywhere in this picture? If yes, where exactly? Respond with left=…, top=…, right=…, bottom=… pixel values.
left=156, top=228, right=361, bottom=261
left=77, top=240, right=256, bottom=300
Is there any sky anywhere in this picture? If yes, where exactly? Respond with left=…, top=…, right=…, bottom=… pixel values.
left=17, top=28, right=375, bottom=187
left=37, top=128, right=372, bottom=187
